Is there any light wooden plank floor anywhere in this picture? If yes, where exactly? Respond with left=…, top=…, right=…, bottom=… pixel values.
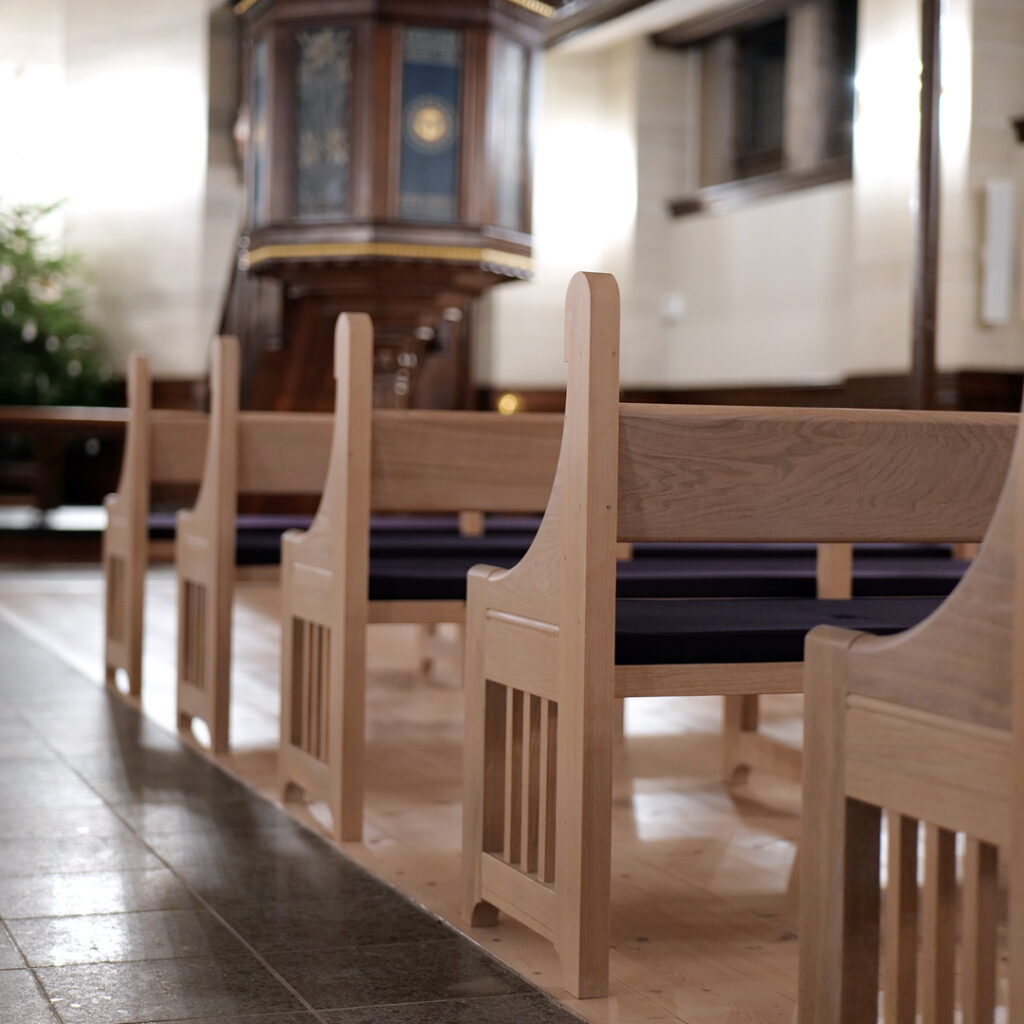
left=0, top=567, right=803, bottom=1024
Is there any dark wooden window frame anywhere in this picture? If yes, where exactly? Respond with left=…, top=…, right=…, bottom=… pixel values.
left=656, top=0, right=857, bottom=218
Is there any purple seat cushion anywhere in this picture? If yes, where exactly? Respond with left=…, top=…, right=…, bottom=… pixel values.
left=614, top=596, right=942, bottom=665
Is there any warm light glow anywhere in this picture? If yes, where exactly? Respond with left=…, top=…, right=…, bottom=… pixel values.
left=853, top=26, right=921, bottom=190
left=497, top=392, right=521, bottom=415
left=534, top=119, right=637, bottom=270
left=0, top=60, right=66, bottom=211
left=65, top=65, right=206, bottom=213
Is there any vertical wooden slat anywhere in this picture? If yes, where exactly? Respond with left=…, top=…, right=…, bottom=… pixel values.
left=538, top=699, right=557, bottom=884
left=480, top=680, right=507, bottom=856
left=308, top=622, right=317, bottom=759
left=319, top=626, right=330, bottom=762
left=522, top=694, right=541, bottom=874
left=301, top=620, right=312, bottom=754
left=198, top=585, right=206, bottom=690
left=883, top=812, right=919, bottom=1024
left=504, top=688, right=523, bottom=864
left=290, top=617, right=303, bottom=748
left=842, top=797, right=883, bottom=1023
left=962, top=838, right=998, bottom=1024
left=921, top=824, right=956, bottom=1024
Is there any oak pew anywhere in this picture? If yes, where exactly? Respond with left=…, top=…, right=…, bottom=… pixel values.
left=175, top=336, right=334, bottom=752
left=277, top=314, right=563, bottom=842
left=460, top=272, right=1016, bottom=998
left=103, top=355, right=206, bottom=698
left=798, top=425, right=1024, bottom=1022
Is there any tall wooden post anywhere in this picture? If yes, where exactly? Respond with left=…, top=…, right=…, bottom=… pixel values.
left=909, top=0, right=942, bottom=410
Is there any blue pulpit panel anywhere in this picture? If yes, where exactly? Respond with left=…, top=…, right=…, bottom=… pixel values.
left=399, top=27, right=463, bottom=222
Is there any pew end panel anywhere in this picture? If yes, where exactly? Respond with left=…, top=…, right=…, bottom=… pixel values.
left=103, top=354, right=207, bottom=701
left=798, top=449, right=1024, bottom=1022
left=102, top=353, right=151, bottom=699
left=174, top=333, right=333, bottom=754
left=462, top=271, right=621, bottom=999
left=277, top=326, right=562, bottom=843
left=175, top=336, right=240, bottom=754
left=277, top=313, right=373, bottom=843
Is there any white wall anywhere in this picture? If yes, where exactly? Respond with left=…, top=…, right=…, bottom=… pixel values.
left=0, top=0, right=66, bottom=216
left=0, top=0, right=242, bottom=378
left=478, top=0, right=1024, bottom=391
left=479, top=37, right=855, bottom=390
left=62, top=0, right=242, bottom=378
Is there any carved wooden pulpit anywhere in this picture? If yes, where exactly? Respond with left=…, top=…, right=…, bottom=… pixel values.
left=230, top=0, right=553, bottom=410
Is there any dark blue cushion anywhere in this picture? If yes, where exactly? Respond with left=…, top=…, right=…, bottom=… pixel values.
left=631, top=542, right=955, bottom=559
left=615, top=596, right=942, bottom=665
left=617, top=555, right=966, bottom=598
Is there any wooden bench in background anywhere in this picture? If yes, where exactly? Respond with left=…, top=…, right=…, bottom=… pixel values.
left=277, top=313, right=563, bottom=843
left=103, top=358, right=206, bottom=699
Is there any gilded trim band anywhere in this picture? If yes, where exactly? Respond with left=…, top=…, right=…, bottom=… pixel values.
left=245, top=242, right=533, bottom=273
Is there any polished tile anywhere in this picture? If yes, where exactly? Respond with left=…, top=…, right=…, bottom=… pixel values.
left=9, top=908, right=244, bottom=967
left=0, top=776, right=103, bottom=809
left=217, top=893, right=447, bottom=954
left=175, top=855, right=374, bottom=907
left=112, top=796, right=288, bottom=835
left=145, top=824, right=339, bottom=868
left=136, top=1016, right=316, bottom=1024
left=0, top=968, right=58, bottom=1023
left=320, top=994, right=582, bottom=1023
left=0, top=867, right=197, bottom=919
left=0, top=833, right=160, bottom=878
left=0, top=620, right=574, bottom=1024
left=36, top=956, right=304, bottom=1023
left=0, top=925, right=23, bottom=970
left=0, top=803, right=133, bottom=841
left=267, top=940, right=532, bottom=1010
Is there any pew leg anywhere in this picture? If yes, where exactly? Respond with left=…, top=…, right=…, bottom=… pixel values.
left=722, top=694, right=760, bottom=784
left=208, top=706, right=230, bottom=756
left=418, top=624, right=437, bottom=677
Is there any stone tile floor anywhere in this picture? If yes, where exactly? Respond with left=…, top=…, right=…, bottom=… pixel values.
left=0, top=622, right=582, bottom=1024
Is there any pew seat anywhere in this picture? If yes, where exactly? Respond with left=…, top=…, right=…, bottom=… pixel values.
left=613, top=595, right=941, bottom=664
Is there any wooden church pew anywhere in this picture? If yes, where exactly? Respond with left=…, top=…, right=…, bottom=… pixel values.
left=175, top=336, right=333, bottom=752
left=103, top=354, right=206, bottom=698
left=798, top=429, right=1024, bottom=1022
left=460, top=271, right=1016, bottom=998
left=275, top=307, right=976, bottom=846
left=277, top=314, right=563, bottom=842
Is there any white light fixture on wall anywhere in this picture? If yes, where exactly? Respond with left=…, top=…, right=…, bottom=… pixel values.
left=980, top=178, right=1017, bottom=327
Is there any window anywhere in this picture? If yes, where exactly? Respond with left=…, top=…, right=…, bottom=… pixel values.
left=657, top=0, right=858, bottom=215
left=735, top=18, right=788, bottom=177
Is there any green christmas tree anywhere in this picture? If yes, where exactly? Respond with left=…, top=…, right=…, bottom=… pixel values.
left=0, top=201, right=111, bottom=406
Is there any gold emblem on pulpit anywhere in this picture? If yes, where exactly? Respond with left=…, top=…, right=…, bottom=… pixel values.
left=406, top=96, right=455, bottom=153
